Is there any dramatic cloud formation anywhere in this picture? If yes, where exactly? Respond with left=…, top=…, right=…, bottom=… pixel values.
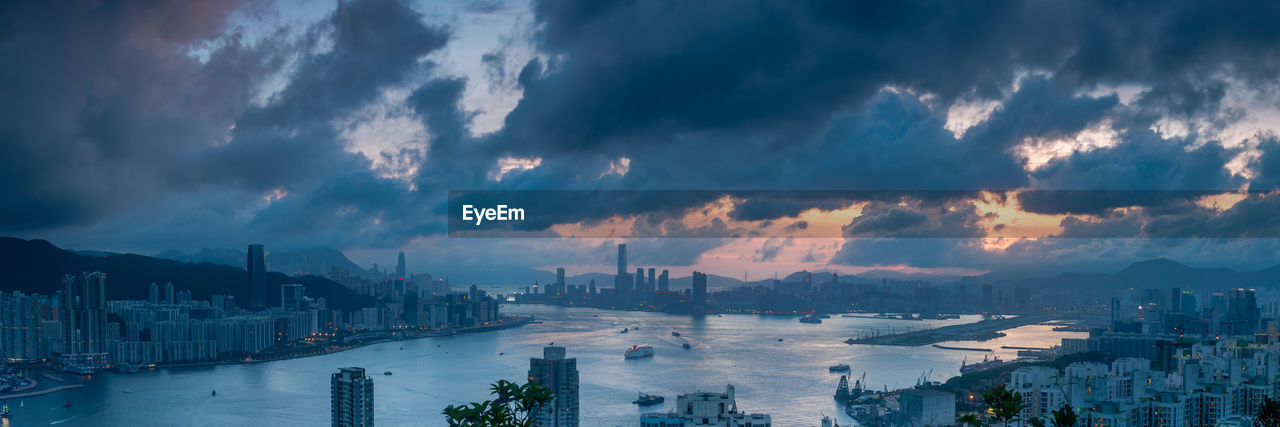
left=6, top=0, right=1280, bottom=280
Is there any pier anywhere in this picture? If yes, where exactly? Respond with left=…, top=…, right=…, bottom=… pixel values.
left=845, top=314, right=1055, bottom=346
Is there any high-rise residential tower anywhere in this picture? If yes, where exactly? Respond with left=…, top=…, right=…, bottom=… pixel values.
left=62, top=272, right=108, bottom=355
left=331, top=367, right=374, bottom=427
left=248, top=244, right=267, bottom=310
left=529, top=346, right=579, bottom=427
left=659, top=270, right=669, bottom=291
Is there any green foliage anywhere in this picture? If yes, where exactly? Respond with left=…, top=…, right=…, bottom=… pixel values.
left=1259, top=398, right=1280, bottom=427
left=442, top=379, right=555, bottom=427
left=957, top=413, right=985, bottom=426
left=1050, top=402, right=1078, bottom=427
left=982, top=384, right=1026, bottom=424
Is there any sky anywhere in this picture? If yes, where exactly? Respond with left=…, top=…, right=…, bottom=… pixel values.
left=6, top=0, right=1280, bottom=282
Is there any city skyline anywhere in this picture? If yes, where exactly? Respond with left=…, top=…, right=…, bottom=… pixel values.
left=7, top=0, right=1280, bottom=425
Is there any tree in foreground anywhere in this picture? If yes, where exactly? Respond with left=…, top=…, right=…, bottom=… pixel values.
left=442, top=379, right=554, bottom=427
left=982, top=384, right=1026, bottom=426
left=1049, top=402, right=1078, bottom=427
left=1259, top=398, right=1280, bottom=427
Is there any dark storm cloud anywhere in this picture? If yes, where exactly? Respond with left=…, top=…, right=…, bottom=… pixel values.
left=0, top=0, right=254, bottom=231
left=8, top=0, right=1280, bottom=272
left=842, top=199, right=986, bottom=238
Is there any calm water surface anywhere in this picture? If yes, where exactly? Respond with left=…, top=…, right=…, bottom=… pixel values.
left=5, top=306, right=1083, bottom=426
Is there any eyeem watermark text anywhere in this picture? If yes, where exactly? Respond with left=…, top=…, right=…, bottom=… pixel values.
left=461, top=204, right=525, bottom=225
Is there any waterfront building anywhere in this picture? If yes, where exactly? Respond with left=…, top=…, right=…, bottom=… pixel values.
left=640, top=385, right=771, bottom=427
left=692, top=271, right=707, bottom=312
left=331, top=367, right=374, bottom=427
left=0, top=291, right=46, bottom=361
left=617, top=243, right=627, bottom=276
left=60, top=272, right=110, bottom=371
left=556, top=267, right=566, bottom=297
left=528, top=346, right=579, bottom=427
left=248, top=244, right=267, bottom=310
left=648, top=268, right=656, bottom=292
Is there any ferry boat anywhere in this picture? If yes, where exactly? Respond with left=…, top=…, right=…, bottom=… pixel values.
left=799, top=314, right=822, bottom=324
left=829, top=363, right=851, bottom=372
left=633, top=392, right=665, bottom=406
left=624, top=345, right=654, bottom=359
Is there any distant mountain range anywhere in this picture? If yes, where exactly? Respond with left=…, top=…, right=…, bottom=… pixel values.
left=3, top=238, right=374, bottom=311
left=983, top=258, right=1280, bottom=291
left=23, top=236, right=1280, bottom=293
left=155, top=247, right=383, bottom=280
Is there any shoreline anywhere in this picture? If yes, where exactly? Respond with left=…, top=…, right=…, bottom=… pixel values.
left=0, top=383, right=85, bottom=399
left=0, top=316, right=532, bottom=399
left=153, top=315, right=533, bottom=370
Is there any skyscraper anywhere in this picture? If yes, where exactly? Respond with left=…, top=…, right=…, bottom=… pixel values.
left=648, top=268, right=656, bottom=292
left=617, top=243, right=627, bottom=275
left=248, top=244, right=267, bottom=310
left=659, top=270, right=669, bottom=291
left=635, top=268, right=645, bottom=292
left=395, top=251, right=406, bottom=279
left=692, top=271, right=707, bottom=312
left=148, top=282, right=159, bottom=305
left=62, top=272, right=108, bottom=355
left=331, top=367, right=374, bottom=427
left=556, top=267, right=566, bottom=297
left=529, top=346, right=579, bottom=427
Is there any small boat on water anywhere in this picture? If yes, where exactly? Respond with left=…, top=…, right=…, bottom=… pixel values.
left=384, top=371, right=393, bottom=376
left=671, top=331, right=680, bottom=337
left=620, top=328, right=629, bottom=333
left=799, top=314, right=822, bottom=324
left=625, top=345, right=654, bottom=359
left=816, top=313, right=831, bottom=319
left=1, top=401, right=10, bottom=419
left=682, top=343, right=691, bottom=350
left=123, top=388, right=135, bottom=394
left=211, top=390, right=216, bottom=397
left=633, top=393, right=664, bottom=406
left=62, top=401, right=72, bottom=408
left=778, top=338, right=784, bottom=342
left=829, top=363, right=851, bottom=372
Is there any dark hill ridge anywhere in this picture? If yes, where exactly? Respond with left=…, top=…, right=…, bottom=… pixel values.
left=0, top=237, right=374, bottom=312
left=996, top=258, right=1280, bottom=291
left=156, top=246, right=383, bottom=280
